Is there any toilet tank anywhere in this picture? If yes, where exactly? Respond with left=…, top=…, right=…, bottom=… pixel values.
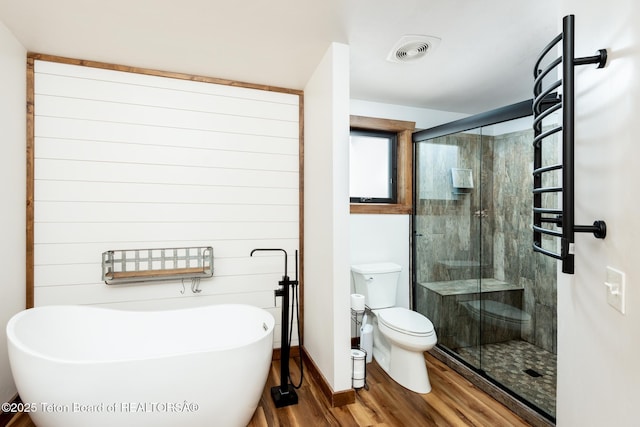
left=351, top=262, right=402, bottom=309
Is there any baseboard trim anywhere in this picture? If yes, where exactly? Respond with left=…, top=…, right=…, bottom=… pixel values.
left=300, top=346, right=355, bottom=407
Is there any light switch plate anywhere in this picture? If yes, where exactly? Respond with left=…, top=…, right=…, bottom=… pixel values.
left=605, top=266, right=626, bottom=314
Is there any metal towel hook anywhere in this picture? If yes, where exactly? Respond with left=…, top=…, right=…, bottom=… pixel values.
left=180, top=277, right=202, bottom=294
left=191, top=277, right=202, bottom=293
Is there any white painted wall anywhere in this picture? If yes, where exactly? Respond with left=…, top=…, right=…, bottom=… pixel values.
left=303, top=42, right=352, bottom=392
left=0, top=20, right=26, bottom=403
left=556, top=2, right=640, bottom=426
left=349, top=215, right=411, bottom=308
left=31, top=60, right=300, bottom=348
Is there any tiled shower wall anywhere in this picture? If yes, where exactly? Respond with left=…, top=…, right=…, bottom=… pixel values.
left=414, top=131, right=493, bottom=283
left=414, top=126, right=557, bottom=353
left=492, top=128, right=557, bottom=353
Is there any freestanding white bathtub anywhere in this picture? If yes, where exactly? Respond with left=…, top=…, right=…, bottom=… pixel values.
left=6, top=304, right=275, bottom=427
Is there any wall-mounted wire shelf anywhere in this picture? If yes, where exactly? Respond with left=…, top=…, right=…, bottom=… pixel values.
left=102, top=246, right=213, bottom=285
left=532, top=14, right=607, bottom=274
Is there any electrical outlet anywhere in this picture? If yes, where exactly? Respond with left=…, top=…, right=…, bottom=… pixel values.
left=604, top=266, right=625, bottom=314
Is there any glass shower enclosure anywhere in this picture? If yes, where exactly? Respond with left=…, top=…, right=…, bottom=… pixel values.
left=412, top=101, right=558, bottom=421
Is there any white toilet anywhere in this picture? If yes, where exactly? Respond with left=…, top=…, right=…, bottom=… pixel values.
left=351, top=262, right=437, bottom=393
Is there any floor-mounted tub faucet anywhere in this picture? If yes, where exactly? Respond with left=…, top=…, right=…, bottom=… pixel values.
left=250, top=248, right=299, bottom=408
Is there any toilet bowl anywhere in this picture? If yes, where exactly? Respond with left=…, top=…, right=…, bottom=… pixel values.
left=371, top=307, right=437, bottom=393
left=351, top=262, right=438, bottom=394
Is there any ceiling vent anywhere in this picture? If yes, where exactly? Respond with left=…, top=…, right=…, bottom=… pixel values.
left=386, top=35, right=441, bottom=63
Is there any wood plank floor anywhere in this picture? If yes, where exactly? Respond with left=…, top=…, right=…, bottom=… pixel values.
left=7, top=352, right=531, bottom=426
left=250, top=352, right=530, bottom=426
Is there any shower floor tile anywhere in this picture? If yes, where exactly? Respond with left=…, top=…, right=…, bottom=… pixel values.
left=456, top=340, right=556, bottom=418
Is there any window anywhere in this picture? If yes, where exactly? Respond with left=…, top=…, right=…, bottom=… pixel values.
left=349, top=129, right=397, bottom=203
left=350, top=115, right=415, bottom=214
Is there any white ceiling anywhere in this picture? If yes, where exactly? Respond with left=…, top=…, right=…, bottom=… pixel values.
left=0, top=0, right=559, bottom=114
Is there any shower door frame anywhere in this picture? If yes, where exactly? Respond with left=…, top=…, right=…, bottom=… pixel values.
left=411, top=99, right=557, bottom=425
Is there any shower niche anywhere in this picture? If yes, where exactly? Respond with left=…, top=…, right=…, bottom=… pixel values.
left=412, top=101, right=558, bottom=421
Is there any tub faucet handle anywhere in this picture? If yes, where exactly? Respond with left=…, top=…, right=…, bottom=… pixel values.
left=274, top=281, right=285, bottom=305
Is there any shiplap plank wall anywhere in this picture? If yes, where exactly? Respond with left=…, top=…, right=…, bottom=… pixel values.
left=32, top=60, right=301, bottom=347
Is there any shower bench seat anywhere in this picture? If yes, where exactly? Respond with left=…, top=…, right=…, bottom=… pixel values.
left=416, top=279, right=525, bottom=349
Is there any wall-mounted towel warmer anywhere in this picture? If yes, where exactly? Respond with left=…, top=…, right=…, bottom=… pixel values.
left=533, top=14, right=607, bottom=274
left=102, top=246, right=213, bottom=285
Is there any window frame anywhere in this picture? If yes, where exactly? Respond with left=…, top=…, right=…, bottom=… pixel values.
left=350, top=115, right=415, bottom=215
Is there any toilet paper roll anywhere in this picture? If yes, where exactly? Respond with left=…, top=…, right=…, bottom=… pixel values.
left=351, top=349, right=366, bottom=388
left=351, top=294, right=365, bottom=312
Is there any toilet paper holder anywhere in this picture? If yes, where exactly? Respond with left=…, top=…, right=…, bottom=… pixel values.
left=350, top=308, right=369, bottom=390
left=351, top=348, right=367, bottom=390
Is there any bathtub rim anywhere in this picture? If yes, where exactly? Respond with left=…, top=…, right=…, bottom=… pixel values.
left=6, top=303, right=275, bottom=365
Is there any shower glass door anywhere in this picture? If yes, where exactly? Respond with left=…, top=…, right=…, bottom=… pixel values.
left=413, top=127, right=484, bottom=367
left=413, top=112, right=557, bottom=420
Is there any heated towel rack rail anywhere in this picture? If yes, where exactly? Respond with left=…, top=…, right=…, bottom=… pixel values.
left=533, top=14, right=607, bottom=274
left=102, top=246, right=214, bottom=285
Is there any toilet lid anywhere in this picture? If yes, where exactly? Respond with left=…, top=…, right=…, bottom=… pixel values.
left=377, top=307, right=435, bottom=337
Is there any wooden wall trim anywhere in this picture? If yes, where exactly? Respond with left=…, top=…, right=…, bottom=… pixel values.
left=301, top=346, right=356, bottom=407
left=350, top=115, right=415, bottom=132
left=26, top=57, right=34, bottom=309
left=349, top=203, right=412, bottom=215
left=26, top=53, right=303, bottom=96
left=298, top=93, right=305, bottom=346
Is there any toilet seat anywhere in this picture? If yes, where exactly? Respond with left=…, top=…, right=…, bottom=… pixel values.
left=375, top=307, right=435, bottom=337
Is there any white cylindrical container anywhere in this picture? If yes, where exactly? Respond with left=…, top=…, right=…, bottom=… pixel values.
left=360, top=324, right=373, bottom=363
left=351, top=349, right=366, bottom=389
left=350, top=294, right=365, bottom=312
